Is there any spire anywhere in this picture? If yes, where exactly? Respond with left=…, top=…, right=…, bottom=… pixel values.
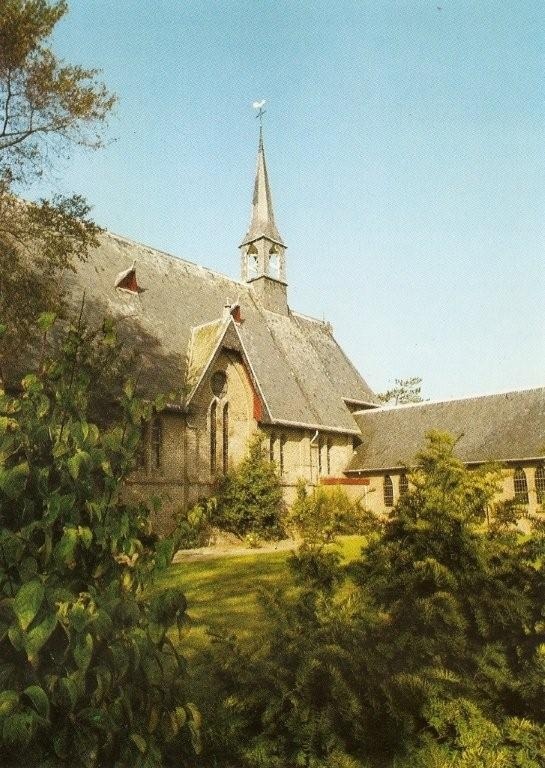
left=240, top=128, right=284, bottom=248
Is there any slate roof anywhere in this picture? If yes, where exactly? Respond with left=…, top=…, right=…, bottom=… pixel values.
left=48, top=230, right=376, bottom=433
left=347, top=387, right=545, bottom=472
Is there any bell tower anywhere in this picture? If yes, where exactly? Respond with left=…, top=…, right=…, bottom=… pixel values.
left=240, top=125, right=288, bottom=314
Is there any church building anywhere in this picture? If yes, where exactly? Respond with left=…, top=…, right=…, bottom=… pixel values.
left=53, top=129, right=545, bottom=533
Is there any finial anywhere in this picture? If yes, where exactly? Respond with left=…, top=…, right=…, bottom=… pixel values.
left=252, top=99, right=267, bottom=132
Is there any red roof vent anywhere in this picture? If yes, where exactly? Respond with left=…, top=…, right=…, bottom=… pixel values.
left=115, top=262, right=143, bottom=294
left=230, top=303, right=242, bottom=323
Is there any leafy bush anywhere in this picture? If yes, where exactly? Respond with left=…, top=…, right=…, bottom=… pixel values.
left=212, top=433, right=284, bottom=540
left=174, top=498, right=215, bottom=550
left=0, top=316, right=199, bottom=767
left=206, top=431, right=545, bottom=767
left=287, top=482, right=375, bottom=547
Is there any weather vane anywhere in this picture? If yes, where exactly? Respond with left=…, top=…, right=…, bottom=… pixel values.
left=252, top=99, right=266, bottom=126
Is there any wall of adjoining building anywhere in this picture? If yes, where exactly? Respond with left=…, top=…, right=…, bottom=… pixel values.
left=347, top=463, right=544, bottom=519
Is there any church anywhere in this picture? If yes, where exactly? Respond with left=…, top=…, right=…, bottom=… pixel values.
left=58, top=129, right=544, bottom=534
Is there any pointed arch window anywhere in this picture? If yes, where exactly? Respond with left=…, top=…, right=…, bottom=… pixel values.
left=269, top=433, right=276, bottom=464
left=535, top=466, right=545, bottom=505
left=268, top=244, right=280, bottom=278
left=399, top=473, right=409, bottom=497
left=137, top=421, right=149, bottom=471
left=247, top=243, right=259, bottom=279
left=279, top=434, right=287, bottom=477
left=151, top=413, right=163, bottom=471
left=326, top=439, right=332, bottom=476
left=222, top=403, right=229, bottom=475
left=383, top=475, right=394, bottom=507
left=317, top=435, right=322, bottom=476
left=210, top=400, right=217, bottom=475
left=513, top=467, right=529, bottom=504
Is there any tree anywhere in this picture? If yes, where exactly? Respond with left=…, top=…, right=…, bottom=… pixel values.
left=0, top=0, right=115, bottom=364
left=0, top=315, right=200, bottom=767
left=377, top=376, right=423, bottom=405
left=212, top=433, right=284, bottom=540
left=207, top=432, right=545, bottom=766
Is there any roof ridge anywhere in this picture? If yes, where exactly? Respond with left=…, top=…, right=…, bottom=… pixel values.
left=106, top=231, right=248, bottom=287
left=358, top=386, right=545, bottom=414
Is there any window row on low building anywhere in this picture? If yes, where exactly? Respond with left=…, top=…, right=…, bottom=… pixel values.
left=513, top=466, right=545, bottom=505
left=382, top=466, right=545, bottom=508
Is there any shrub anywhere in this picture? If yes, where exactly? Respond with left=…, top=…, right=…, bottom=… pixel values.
left=174, top=498, right=215, bottom=550
left=212, top=433, right=284, bottom=540
left=0, top=316, right=199, bottom=767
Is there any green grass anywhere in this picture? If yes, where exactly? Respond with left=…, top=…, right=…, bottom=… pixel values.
left=152, top=535, right=366, bottom=658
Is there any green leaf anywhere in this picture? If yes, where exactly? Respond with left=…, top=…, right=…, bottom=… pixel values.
left=25, top=614, right=57, bottom=664
left=54, top=527, right=78, bottom=569
left=174, top=706, right=186, bottom=728
left=67, top=450, right=91, bottom=480
left=13, top=580, right=44, bottom=630
left=0, top=462, right=29, bottom=499
left=54, top=677, right=78, bottom=712
left=23, top=685, right=50, bottom=719
left=73, top=632, right=93, bottom=672
left=37, top=312, right=57, bottom=332
left=77, top=526, right=93, bottom=549
left=0, top=690, right=19, bottom=718
left=2, top=712, right=35, bottom=749
left=130, top=733, right=147, bottom=753
left=8, top=623, right=24, bottom=652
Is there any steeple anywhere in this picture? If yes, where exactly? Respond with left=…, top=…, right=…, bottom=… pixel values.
left=240, top=123, right=288, bottom=314
left=240, top=127, right=284, bottom=248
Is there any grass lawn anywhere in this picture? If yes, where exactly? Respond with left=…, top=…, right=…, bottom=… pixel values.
left=151, top=535, right=366, bottom=659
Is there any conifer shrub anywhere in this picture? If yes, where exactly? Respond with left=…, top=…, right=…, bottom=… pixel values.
left=211, top=433, right=284, bottom=540
left=0, top=315, right=200, bottom=767
left=206, top=431, right=545, bottom=767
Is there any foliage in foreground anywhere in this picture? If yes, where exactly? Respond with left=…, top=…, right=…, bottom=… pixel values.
left=0, top=316, right=199, bottom=767
left=212, top=433, right=284, bottom=540
left=205, top=432, right=545, bottom=767
left=0, top=0, right=115, bottom=364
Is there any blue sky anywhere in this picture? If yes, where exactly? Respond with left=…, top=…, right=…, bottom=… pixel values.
left=43, top=1, right=544, bottom=400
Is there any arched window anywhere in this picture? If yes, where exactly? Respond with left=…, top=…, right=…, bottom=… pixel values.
left=210, top=400, right=217, bottom=475
left=247, top=243, right=259, bottom=278
left=513, top=467, right=529, bottom=504
left=383, top=475, right=394, bottom=507
left=269, top=433, right=276, bottom=464
left=399, top=473, right=409, bottom=497
left=268, top=244, right=280, bottom=278
left=279, top=434, right=287, bottom=476
left=535, top=466, right=545, bottom=505
left=137, top=421, right=148, bottom=471
left=317, top=436, right=322, bottom=476
left=222, top=403, right=229, bottom=475
left=151, top=413, right=163, bottom=471
left=326, top=439, right=332, bottom=476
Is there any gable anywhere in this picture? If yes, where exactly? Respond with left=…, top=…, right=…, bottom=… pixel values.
left=10, top=230, right=375, bottom=433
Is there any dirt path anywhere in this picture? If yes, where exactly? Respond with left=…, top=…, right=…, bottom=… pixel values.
left=172, top=538, right=298, bottom=563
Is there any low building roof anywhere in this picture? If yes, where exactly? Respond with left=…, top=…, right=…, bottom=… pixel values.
left=28, top=230, right=376, bottom=433
left=347, top=387, right=545, bottom=472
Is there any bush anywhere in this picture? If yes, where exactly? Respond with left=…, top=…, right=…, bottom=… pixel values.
left=212, top=433, right=284, bottom=540
left=0, top=316, right=200, bottom=767
left=174, top=498, right=215, bottom=550
left=206, top=431, right=545, bottom=767
left=286, top=482, right=375, bottom=548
